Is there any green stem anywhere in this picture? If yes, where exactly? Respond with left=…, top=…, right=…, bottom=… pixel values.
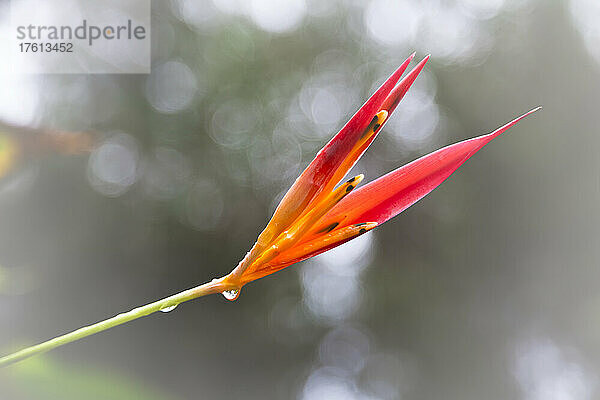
left=0, top=277, right=230, bottom=368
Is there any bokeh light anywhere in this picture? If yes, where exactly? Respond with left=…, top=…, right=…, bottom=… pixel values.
left=87, top=133, right=140, bottom=197
left=209, top=99, right=260, bottom=149
left=0, top=3, right=39, bottom=126
left=145, top=60, right=199, bottom=114
left=513, top=338, right=596, bottom=400
left=300, top=233, right=373, bottom=322
left=569, top=0, right=600, bottom=65
left=248, top=0, right=306, bottom=33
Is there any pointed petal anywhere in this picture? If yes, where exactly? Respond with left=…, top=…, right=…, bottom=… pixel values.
left=320, top=56, right=430, bottom=197
left=269, top=55, right=415, bottom=226
left=229, top=54, right=418, bottom=279
left=381, top=55, right=430, bottom=115
left=308, top=108, right=542, bottom=230
left=241, top=107, right=541, bottom=284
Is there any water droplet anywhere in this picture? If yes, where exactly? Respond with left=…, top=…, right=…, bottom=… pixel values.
left=222, top=289, right=240, bottom=301
left=160, top=304, right=178, bottom=313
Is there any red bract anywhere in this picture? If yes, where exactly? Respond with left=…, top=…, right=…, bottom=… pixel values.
left=223, top=54, right=540, bottom=290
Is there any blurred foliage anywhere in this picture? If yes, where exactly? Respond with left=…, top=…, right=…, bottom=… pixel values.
left=0, top=356, right=176, bottom=400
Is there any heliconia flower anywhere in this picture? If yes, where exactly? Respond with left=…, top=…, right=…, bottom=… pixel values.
left=218, top=54, right=540, bottom=296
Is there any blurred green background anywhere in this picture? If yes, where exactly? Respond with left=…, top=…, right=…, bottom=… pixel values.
left=1, top=0, right=599, bottom=399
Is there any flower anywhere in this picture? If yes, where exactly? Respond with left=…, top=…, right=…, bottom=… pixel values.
left=221, top=53, right=540, bottom=294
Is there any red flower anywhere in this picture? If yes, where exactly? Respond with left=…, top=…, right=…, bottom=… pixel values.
left=0, top=54, right=542, bottom=366
left=222, top=53, right=540, bottom=293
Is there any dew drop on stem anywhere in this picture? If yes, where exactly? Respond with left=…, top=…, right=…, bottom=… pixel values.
left=222, top=289, right=240, bottom=301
